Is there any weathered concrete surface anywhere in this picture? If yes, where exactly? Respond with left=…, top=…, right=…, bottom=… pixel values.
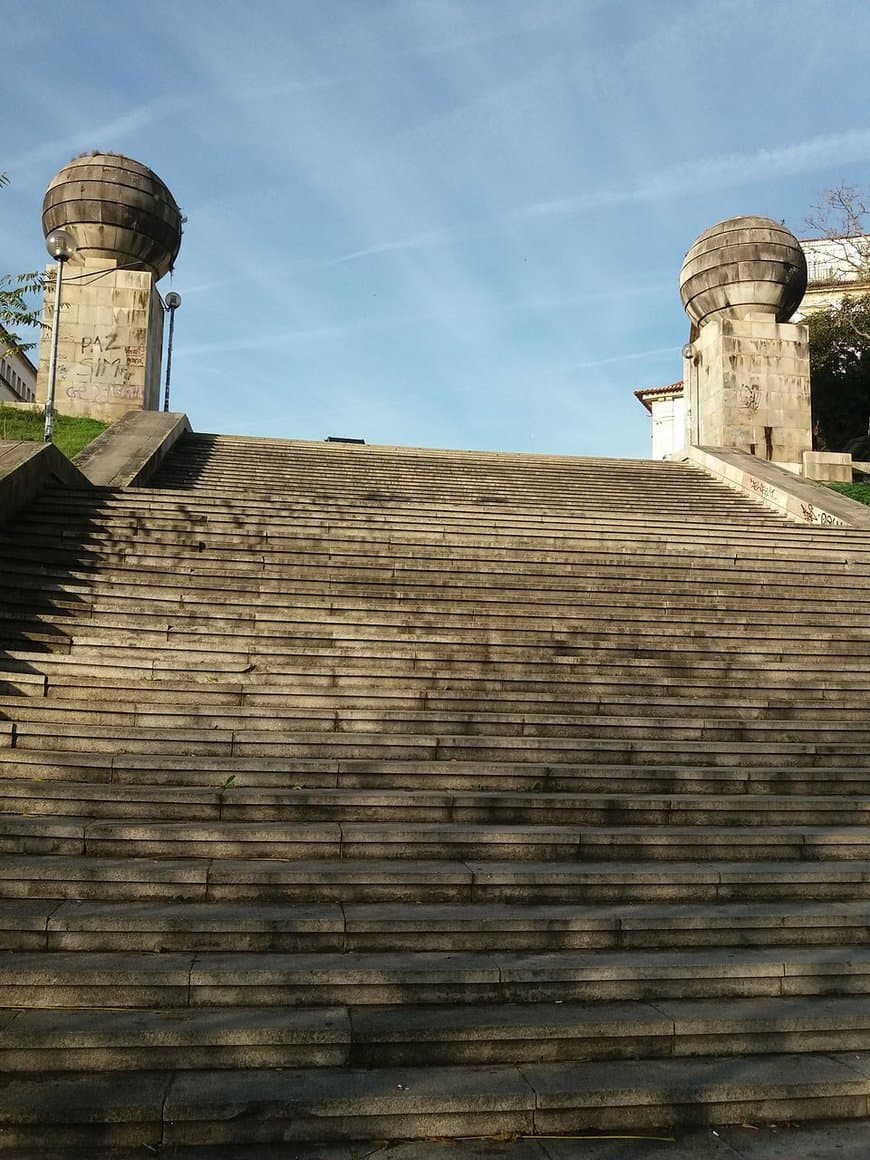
left=802, top=450, right=853, bottom=483
left=73, top=409, right=190, bottom=486
left=684, top=318, right=811, bottom=471
left=36, top=257, right=165, bottom=421
left=7, top=1119, right=870, bottom=1158
left=678, top=445, right=870, bottom=528
left=0, top=439, right=91, bottom=524
left=680, top=217, right=807, bottom=327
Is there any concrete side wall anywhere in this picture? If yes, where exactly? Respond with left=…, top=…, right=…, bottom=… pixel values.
left=0, top=440, right=91, bottom=525
left=692, top=318, right=812, bottom=471
left=36, top=257, right=165, bottom=423
left=679, top=445, right=870, bottom=528
left=74, top=409, right=191, bottom=487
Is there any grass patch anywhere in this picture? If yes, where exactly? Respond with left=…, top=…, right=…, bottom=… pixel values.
left=828, top=481, right=870, bottom=507
left=0, top=404, right=107, bottom=461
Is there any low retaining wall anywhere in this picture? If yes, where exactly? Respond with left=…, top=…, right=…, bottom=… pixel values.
left=74, top=410, right=191, bottom=487
left=0, top=441, right=91, bottom=525
left=680, top=446, right=870, bottom=529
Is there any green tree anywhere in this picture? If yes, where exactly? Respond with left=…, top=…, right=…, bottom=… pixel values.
left=802, top=184, right=870, bottom=449
left=807, top=297, right=870, bottom=451
left=0, top=173, right=44, bottom=358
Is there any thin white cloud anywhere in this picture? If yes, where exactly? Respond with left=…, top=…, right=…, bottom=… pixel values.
left=7, top=94, right=194, bottom=178
left=323, top=225, right=466, bottom=266
left=318, top=127, right=870, bottom=266
left=558, top=345, right=683, bottom=372
left=526, top=128, right=870, bottom=219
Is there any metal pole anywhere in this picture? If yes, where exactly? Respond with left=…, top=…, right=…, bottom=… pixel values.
left=163, top=304, right=176, bottom=412
left=162, top=293, right=181, bottom=412
left=44, top=257, right=66, bottom=442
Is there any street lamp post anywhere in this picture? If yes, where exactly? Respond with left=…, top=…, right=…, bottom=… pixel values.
left=43, top=228, right=77, bottom=442
left=163, top=291, right=181, bottom=412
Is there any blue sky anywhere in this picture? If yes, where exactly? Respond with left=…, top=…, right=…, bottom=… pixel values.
left=2, top=0, right=869, bottom=458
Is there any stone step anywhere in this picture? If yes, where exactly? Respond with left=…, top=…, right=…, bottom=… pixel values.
left=26, top=483, right=799, bottom=523
left=1, top=816, right=870, bottom=863
left=5, top=750, right=870, bottom=794
left=16, top=673, right=870, bottom=715
left=15, top=602, right=870, bottom=646
left=9, top=566, right=870, bottom=618
left=3, top=781, right=869, bottom=827
left=15, top=514, right=848, bottom=557
left=2, top=898, right=868, bottom=953
left=12, top=652, right=870, bottom=695
left=1, top=997, right=869, bottom=1072
left=15, top=516, right=844, bottom=558
left=3, top=856, right=869, bottom=904
left=0, top=1006, right=348, bottom=1071
left=11, top=701, right=870, bottom=743
left=5, top=612, right=870, bottom=658
left=15, top=635, right=870, bottom=674
left=5, top=562, right=868, bottom=613
left=4, top=946, right=870, bottom=1008
left=2, top=815, right=870, bottom=862
left=23, top=685, right=870, bottom=722
left=7, top=542, right=862, bottom=591
left=14, top=723, right=870, bottom=766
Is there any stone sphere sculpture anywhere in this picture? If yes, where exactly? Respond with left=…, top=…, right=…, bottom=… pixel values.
left=42, top=152, right=182, bottom=281
left=679, top=215, right=806, bottom=327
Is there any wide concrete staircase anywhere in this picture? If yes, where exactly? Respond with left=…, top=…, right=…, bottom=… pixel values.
left=1, top=432, right=870, bottom=1150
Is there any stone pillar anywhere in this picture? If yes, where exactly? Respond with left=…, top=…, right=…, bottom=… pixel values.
left=35, top=152, right=182, bottom=427
left=36, top=257, right=165, bottom=423
left=680, top=216, right=813, bottom=473
left=690, top=317, right=811, bottom=473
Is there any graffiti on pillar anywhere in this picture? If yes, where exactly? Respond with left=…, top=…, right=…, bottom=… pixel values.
left=79, top=332, right=128, bottom=383
left=67, top=331, right=144, bottom=403
left=740, top=383, right=761, bottom=413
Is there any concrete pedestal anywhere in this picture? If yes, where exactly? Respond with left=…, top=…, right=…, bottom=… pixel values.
left=36, top=257, right=164, bottom=423
left=684, top=317, right=811, bottom=473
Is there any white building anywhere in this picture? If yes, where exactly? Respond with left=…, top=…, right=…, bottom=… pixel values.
left=0, top=327, right=37, bottom=404
left=634, top=382, right=685, bottom=461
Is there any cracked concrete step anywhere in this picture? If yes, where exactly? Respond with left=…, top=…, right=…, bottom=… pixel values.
left=12, top=699, right=870, bottom=742
left=14, top=669, right=870, bottom=712
left=9, top=568, right=870, bottom=623
left=8, top=553, right=870, bottom=602
left=8, top=618, right=870, bottom=662
left=19, top=480, right=804, bottom=518
left=2, top=816, right=870, bottom=862
left=3, top=781, right=869, bottom=827
left=3, top=856, right=870, bottom=904
left=30, top=589, right=870, bottom=629
left=1, top=997, right=869, bottom=1072
left=12, top=704, right=870, bottom=748
left=346, top=996, right=870, bottom=1066
left=5, top=751, right=870, bottom=795
left=9, top=570, right=870, bottom=621
left=4, top=946, right=870, bottom=1008
left=6, top=521, right=863, bottom=562
left=16, top=529, right=853, bottom=572
left=23, top=501, right=795, bottom=541
left=17, top=521, right=855, bottom=567
left=17, top=680, right=870, bottom=718
left=2, top=899, right=869, bottom=953
left=0, top=1006, right=349, bottom=1071
left=13, top=726, right=870, bottom=766
left=9, top=650, right=870, bottom=690
left=2, top=1052, right=869, bottom=1146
